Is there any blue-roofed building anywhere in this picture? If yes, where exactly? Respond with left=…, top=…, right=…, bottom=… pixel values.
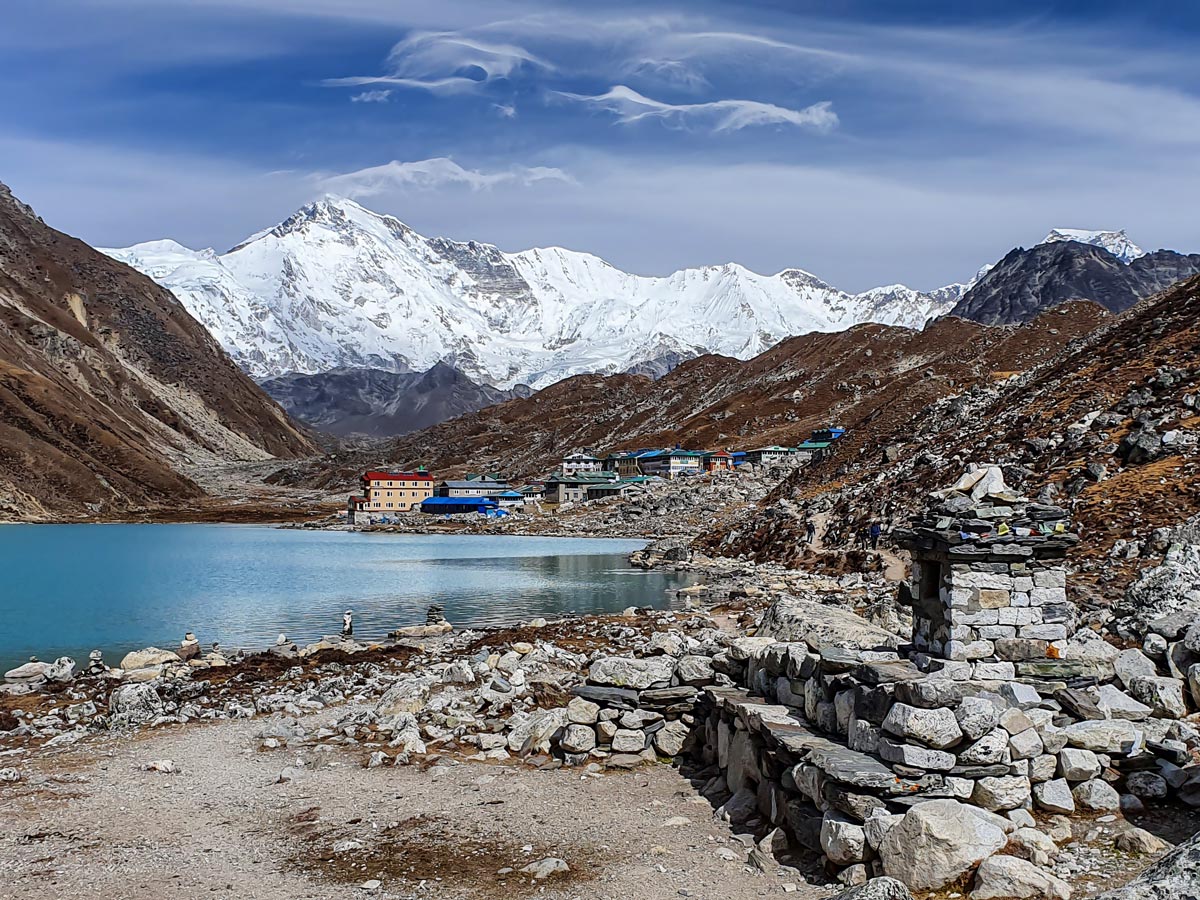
left=420, top=496, right=499, bottom=515
left=636, top=447, right=706, bottom=479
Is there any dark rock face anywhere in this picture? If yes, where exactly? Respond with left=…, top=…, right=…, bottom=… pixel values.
left=0, top=182, right=314, bottom=520
left=261, top=363, right=532, bottom=438
left=952, top=241, right=1200, bottom=325
left=624, top=350, right=699, bottom=380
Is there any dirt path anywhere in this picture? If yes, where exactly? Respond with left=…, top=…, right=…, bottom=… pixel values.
left=0, top=714, right=823, bottom=900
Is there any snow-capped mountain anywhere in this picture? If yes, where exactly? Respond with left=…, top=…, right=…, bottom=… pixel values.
left=1040, top=228, right=1145, bottom=264
left=105, top=197, right=966, bottom=389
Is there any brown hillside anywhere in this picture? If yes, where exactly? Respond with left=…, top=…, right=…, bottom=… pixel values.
left=0, top=182, right=315, bottom=520
left=300, top=300, right=1107, bottom=491
left=703, top=275, right=1200, bottom=600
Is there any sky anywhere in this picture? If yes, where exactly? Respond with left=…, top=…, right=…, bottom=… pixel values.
left=2, top=0, right=1199, bottom=291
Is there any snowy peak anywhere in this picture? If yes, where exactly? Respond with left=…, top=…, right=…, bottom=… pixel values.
left=1041, top=228, right=1145, bottom=264
left=104, top=197, right=966, bottom=390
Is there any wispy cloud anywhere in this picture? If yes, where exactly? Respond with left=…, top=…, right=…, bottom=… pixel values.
left=350, top=89, right=391, bottom=103
left=556, top=85, right=837, bottom=133
left=325, top=30, right=551, bottom=94
left=318, top=157, right=575, bottom=196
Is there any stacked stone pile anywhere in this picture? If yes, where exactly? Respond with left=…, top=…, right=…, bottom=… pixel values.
left=690, top=620, right=1200, bottom=893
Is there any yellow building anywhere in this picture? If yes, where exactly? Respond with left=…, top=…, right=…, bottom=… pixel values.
left=348, top=469, right=434, bottom=520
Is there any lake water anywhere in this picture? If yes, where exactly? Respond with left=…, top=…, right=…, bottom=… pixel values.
left=0, top=525, right=690, bottom=670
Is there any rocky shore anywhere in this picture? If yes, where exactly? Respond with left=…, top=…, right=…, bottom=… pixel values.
left=6, top=469, right=1200, bottom=899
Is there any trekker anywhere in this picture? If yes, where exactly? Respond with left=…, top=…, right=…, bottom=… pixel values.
left=805, top=520, right=816, bottom=544
left=870, top=521, right=882, bottom=550
left=342, top=609, right=353, bottom=637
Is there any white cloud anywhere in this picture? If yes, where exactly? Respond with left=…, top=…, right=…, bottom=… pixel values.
left=557, top=85, right=837, bottom=133
left=494, top=102, right=517, bottom=118
left=317, top=157, right=575, bottom=196
left=350, top=89, right=392, bottom=102
left=326, top=30, right=551, bottom=95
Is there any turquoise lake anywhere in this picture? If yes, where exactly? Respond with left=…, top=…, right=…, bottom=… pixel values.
left=0, top=525, right=690, bottom=670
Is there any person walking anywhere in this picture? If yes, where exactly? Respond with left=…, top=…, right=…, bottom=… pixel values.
left=341, top=609, right=354, bottom=637
left=805, top=520, right=816, bottom=544
left=870, top=521, right=882, bottom=550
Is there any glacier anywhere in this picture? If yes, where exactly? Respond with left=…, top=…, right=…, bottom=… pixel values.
left=105, top=196, right=970, bottom=390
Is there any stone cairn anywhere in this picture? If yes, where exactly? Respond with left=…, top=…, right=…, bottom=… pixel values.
left=684, top=467, right=1200, bottom=893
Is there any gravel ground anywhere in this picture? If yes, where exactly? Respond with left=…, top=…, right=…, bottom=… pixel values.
left=0, top=713, right=826, bottom=900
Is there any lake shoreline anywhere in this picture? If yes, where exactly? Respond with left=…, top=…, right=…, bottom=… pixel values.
left=0, top=527, right=687, bottom=672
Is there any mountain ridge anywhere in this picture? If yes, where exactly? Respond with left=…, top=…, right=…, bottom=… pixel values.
left=103, top=196, right=970, bottom=390
left=0, top=182, right=315, bottom=521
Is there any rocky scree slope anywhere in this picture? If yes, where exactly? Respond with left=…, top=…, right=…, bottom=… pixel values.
left=706, top=275, right=1200, bottom=602
left=288, top=301, right=1107, bottom=491
left=951, top=239, right=1200, bottom=325
left=104, top=196, right=968, bottom=389
left=0, top=182, right=314, bottom=520
left=260, top=362, right=532, bottom=438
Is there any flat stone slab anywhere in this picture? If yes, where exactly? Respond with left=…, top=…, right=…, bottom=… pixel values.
left=703, top=687, right=930, bottom=796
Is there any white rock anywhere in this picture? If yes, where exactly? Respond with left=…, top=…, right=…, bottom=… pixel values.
left=877, top=799, right=1008, bottom=891
left=971, top=855, right=1071, bottom=900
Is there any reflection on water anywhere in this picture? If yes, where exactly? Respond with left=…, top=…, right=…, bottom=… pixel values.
left=0, top=525, right=693, bottom=669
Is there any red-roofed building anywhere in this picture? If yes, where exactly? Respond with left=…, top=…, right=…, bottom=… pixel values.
left=348, top=468, right=435, bottom=523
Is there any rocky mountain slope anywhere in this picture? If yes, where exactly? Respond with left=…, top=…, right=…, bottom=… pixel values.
left=951, top=239, right=1200, bottom=325
left=705, top=273, right=1200, bottom=601
left=261, top=363, right=531, bottom=438
left=104, top=197, right=968, bottom=389
left=0, top=183, right=315, bottom=521
left=289, top=300, right=1108, bottom=491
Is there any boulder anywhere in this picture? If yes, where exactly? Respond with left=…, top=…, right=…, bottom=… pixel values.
left=1073, top=778, right=1121, bottom=811
left=877, top=799, right=1008, bottom=891
left=4, top=660, right=50, bottom=683
left=1008, top=827, right=1060, bottom=867
left=1119, top=544, right=1200, bottom=637
left=108, top=682, right=165, bottom=725
left=956, top=696, right=1002, bottom=741
left=653, top=720, right=690, bottom=757
left=958, top=729, right=1010, bottom=765
left=1061, top=719, right=1141, bottom=754
left=119, top=648, right=182, bottom=670
left=1096, top=684, right=1153, bottom=721
left=1115, top=649, right=1159, bottom=688
left=827, top=877, right=914, bottom=900
left=588, top=656, right=674, bottom=690
left=1114, top=827, right=1171, bottom=855
left=1090, top=829, right=1200, bottom=899
left=758, top=597, right=901, bottom=651
left=44, top=657, right=76, bottom=682
left=881, top=703, right=963, bottom=749
left=375, top=677, right=435, bottom=718
left=611, top=728, right=647, bottom=753
left=566, top=696, right=600, bottom=724
left=1127, top=676, right=1189, bottom=719
left=1058, top=748, right=1101, bottom=782
left=1032, top=779, right=1075, bottom=814
left=821, top=812, right=868, bottom=865
left=507, top=708, right=569, bottom=755
left=1125, top=772, right=1169, bottom=800
left=972, top=776, right=1032, bottom=812
left=559, top=724, right=597, bottom=754
left=971, top=855, right=1071, bottom=900
left=675, top=655, right=716, bottom=685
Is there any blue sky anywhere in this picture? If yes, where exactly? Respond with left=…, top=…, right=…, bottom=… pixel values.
left=3, top=0, right=1199, bottom=290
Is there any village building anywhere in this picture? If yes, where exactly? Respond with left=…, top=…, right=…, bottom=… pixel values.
left=793, top=439, right=833, bottom=463
left=741, top=445, right=797, bottom=467
left=603, top=451, right=645, bottom=478
left=491, top=490, right=525, bottom=508
left=347, top=469, right=435, bottom=522
left=561, top=452, right=603, bottom=476
left=435, top=477, right=510, bottom=498
left=702, top=450, right=734, bottom=473
left=517, top=483, right=546, bottom=504
left=636, top=448, right=706, bottom=479
left=542, top=472, right=619, bottom=505
left=420, top=496, right=499, bottom=515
